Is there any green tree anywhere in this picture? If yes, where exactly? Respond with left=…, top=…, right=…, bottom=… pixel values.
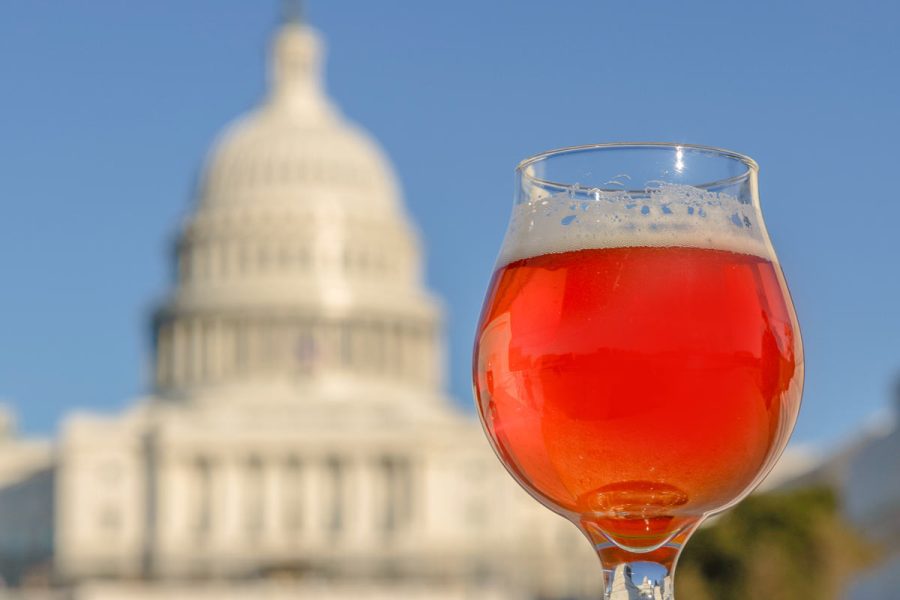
left=677, top=487, right=875, bottom=600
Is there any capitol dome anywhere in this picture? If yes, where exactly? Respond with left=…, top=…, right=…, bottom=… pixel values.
left=200, top=22, right=402, bottom=213
left=151, top=17, right=443, bottom=400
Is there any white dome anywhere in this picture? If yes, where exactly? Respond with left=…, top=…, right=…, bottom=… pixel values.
left=168, top=20, right=426, bottom=309
left=151, top=19, right=443, bottom=399
left=199, top=23, right=401, bottom=214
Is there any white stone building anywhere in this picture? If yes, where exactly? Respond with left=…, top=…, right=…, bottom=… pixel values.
left=0, top=13, right=600, bottom=600
left=842, top=385, right=900, bottom=600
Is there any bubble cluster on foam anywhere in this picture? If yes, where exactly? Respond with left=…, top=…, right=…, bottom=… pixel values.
left=497, top=183, right=770, bottom=266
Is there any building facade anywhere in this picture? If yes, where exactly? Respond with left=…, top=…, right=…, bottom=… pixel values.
left=842, top=385, right=900, bottom=600
left=0, top=15, right=599, bottom=600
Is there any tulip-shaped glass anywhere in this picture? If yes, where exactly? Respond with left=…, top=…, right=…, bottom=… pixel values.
left=473, top=143, right=804, bottom=599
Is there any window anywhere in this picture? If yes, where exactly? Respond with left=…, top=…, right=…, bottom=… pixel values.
left=381, top=456, right=413, bottom=534
left=219, top=242, right=229, bottom=278
left=325, top=457, right=344, bottom=534
left=283, top=458, right=303, bottom=532
left=239, top=244, right=250, bottom=273
left=195, top=457, right=212, bottom=540
left=295, top=327, right=317, bottom=374
left=201, top=321, right=213, bottom=380
left=259, top=321, right=275, bottom=366
left=235, top=322, right=249, bottom=371
left=245, top=457, right=264, bottom=538
left=372, top=323, right=385, bottom=373
left=184, top=321, right=196, bottom=382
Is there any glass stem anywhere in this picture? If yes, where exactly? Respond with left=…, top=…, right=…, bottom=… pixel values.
left=582, top=522, right=698, bottom=600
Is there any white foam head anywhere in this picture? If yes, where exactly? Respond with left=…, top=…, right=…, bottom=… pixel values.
left=497, top=183, right=771, bottom=267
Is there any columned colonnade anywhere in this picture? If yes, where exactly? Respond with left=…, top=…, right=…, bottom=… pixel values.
left=155, top=314, right=440, bottom=389
left=154, top=450, right=419, bottom=552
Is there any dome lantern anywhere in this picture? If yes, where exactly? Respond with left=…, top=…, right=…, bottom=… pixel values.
left=267, top=20, right=329, bottom=118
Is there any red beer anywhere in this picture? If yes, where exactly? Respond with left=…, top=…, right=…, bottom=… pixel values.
left=474, top=245, right=802, bottom=548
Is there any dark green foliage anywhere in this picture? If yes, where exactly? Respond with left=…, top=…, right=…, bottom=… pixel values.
left=677, top=487, right=875, bottom=600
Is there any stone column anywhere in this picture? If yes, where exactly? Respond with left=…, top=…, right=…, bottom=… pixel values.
left=161, top=454, right=188, bottom=548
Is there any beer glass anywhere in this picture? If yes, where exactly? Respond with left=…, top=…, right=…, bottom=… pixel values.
left=473, top=143, right=803, bottom=599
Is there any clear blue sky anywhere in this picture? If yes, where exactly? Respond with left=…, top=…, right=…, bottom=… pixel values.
left=0, top=1, right=898, bottom=449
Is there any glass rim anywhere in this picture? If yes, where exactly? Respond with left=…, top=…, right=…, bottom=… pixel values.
left=516, top=142, right=760, bottom=193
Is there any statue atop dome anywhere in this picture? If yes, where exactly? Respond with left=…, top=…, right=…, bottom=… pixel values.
left=282, top=0, right=304, bottom=24
left=269, top=6, right=326, bottom=113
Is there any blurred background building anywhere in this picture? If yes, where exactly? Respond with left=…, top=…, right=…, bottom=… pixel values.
left=836, top=389, right=900, bottom=599
left=0, top=13, right=598, bottom=600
